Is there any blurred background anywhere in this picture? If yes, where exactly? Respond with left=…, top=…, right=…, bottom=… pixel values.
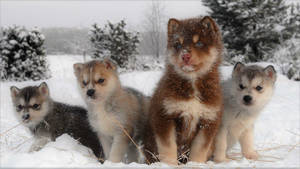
left=0, top=0, right=299, bottom=81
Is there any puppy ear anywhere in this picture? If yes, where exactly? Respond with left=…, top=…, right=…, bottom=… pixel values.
left=73, top=63, right=83, bottom=77
left=168, top=18, right=180, bottom=35
left=103, top=58, right=117, bottom=71
left=264, top=65, right=277, bottom=83
left=232, top=62, right=245, bottom=78
left=38, top=82, right=49, bottom=97
left=201, top=16, right=218, bottom=33
left=10, top=86, right=20, bottom=100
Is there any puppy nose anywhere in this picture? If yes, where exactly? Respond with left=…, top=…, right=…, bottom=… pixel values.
left=87, top=89, right=95, bottom=97
left=182, top=53, right=191, bottom=63
left=243, top=95, right=252, bottom=103
left=22, top=114, right=30, bottom=120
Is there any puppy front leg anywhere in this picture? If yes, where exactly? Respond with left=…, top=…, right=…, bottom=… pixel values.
left=108, top=134, right=129, bottom=163
left=155, top=123, right=177, bottom=165
left=190, top=121, right=218, bottom=163
left=213, top=127, right=230, bottom=163
left=239, top=127, right=259, bottom=160
left=126, top=143, right=139, bottom=163
left=29, top=136, right=51, bottom=152
left=99, top=135, right=111, bottom=160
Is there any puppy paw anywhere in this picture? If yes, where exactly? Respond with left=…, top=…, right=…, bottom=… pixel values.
left=29, top=145, right=42, bottom=152
left=161, top=159, right=178, bottom=166
left=190, top=156, right=208, bottom=164
left=214, top=157, right=231, bottom=163
left=108, top=157, right=122, bottom=163
left=243, top=151, right=259, bottom=160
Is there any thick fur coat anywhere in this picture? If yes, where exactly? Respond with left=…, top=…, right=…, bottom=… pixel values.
left=213, top=63, right=277, bottom=162
left=143, top=16, right=223, bottom=165
left=10, top=83, right=104, bottom=160
left=73, top=59, right=149, bottom=163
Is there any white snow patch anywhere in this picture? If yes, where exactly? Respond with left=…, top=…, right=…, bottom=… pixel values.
left=1, top=134, right=100, bottom=168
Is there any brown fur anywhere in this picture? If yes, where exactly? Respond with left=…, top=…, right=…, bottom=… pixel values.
left=143, top=16, right=223, bottom=165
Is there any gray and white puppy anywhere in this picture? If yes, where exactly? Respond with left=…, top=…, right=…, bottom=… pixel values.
left=213, top=62, right=277, bottom=162
left=73, top=59, right=149, bottom=163
left=10, top=82, right=104, bottom=160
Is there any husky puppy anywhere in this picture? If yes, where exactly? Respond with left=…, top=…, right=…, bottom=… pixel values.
left=10, top=82, right=104, bottom=160
left=143, top=16, right=223, bottom=165
left=213, top=62, right=277, bottom=162
left=73, top=59, right=149, bottom=163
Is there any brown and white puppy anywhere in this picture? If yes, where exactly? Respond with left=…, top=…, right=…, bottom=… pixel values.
left=213, top=63, right=277, bottom=163
left=73, top=59, right=149, bottom=163
left=143, top=16, right=223, bottom=165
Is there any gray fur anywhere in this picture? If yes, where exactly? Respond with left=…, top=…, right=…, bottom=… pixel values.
left=213, top=64, right=277, bottom=162
left=73, top=60, right=150, bottom=163
left=124, top=87, right=150, bottom=141
left=85, top=87, right=149, bottom=163
left=10, top=84, right=104, bottom=160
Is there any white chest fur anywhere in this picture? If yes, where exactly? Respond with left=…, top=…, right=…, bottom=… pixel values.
left=163, top=97, right=219, bottom=134
left=88, top=106, right=117, bottom=137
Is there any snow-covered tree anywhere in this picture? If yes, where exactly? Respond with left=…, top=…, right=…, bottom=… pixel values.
left=203, top=0, right=295, bottom=63
left=90, top=20, right=139, bottom=68
left=283, top=3, right=300, bottom=40
left=270, top=38, right=300, bottom=81
left=0, top=26, right=50, bottom=81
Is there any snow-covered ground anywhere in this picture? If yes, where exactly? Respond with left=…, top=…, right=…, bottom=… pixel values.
left=0, top=55, right=299, bottom=168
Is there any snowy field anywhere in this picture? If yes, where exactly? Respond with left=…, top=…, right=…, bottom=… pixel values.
left=0, top=55, right=299, bottom=168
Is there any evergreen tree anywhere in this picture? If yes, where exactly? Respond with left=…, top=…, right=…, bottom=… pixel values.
left=90, top=20, right=139, bottom=68
left=0, top=26, right=50, bottom=81
left=203, top=0, right=294, bottom=62
left=90, top=24, right=107, bottom=58
left=270, top=38, right=300, bottom=81
left=283, top=3, right=300, bottom=40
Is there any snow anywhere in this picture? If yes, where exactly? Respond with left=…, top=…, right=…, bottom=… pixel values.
left=1, top=49, right=10, bottom=55
left=0, top=55, right=299, bottom=168
left=8, top=40, right=18, bottom=45
left=19, top=31, right=28, bottom=39
left=0, top=26, right=49, bottom=82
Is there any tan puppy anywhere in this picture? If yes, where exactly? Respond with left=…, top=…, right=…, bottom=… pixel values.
left=213, top=63, right=277, bottom=162
left=73, top=59, right=148, bottom=163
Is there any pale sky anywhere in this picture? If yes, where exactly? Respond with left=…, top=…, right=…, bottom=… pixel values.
left=0, top=0, right=209, bottom=30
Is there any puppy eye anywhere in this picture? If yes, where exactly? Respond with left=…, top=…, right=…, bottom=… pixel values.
left=256, top=86, right=263, bottom=91
left=98, top=78, right=105, bottom=84
left=17, top=105, right=23, bottom=111
left=82, top=81, right=88, bottom=86
left=174, top=42, right=182, bottom=50
left=32, top=104, right=40, bottom=110
left=195, top=41, right=203, bottom=47
left=239, top=84, right=245, bottom=90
